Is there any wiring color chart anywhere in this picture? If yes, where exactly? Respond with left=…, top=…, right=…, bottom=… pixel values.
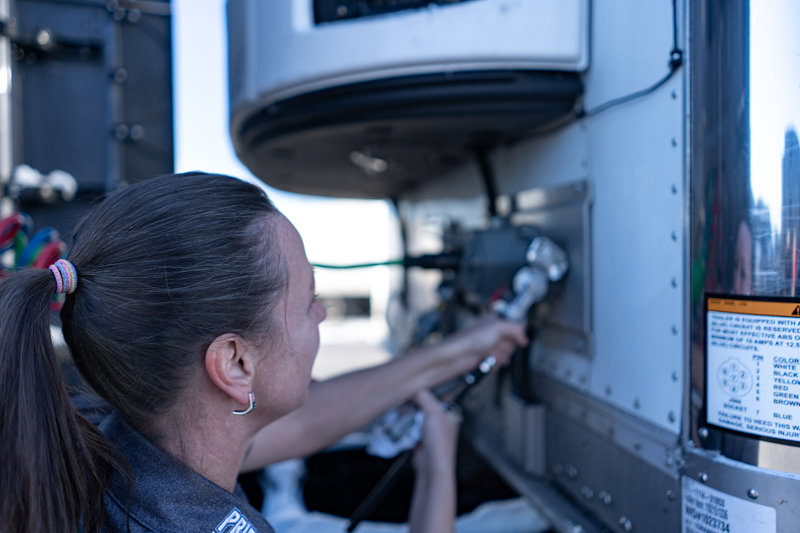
left=706, top=296, right=800, bottom=443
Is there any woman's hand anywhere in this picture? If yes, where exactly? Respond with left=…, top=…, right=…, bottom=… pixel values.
left=412, top=390, right=461, bottom=477
left=419, top=315, right=529, bottom=380
left=409, top=389, right=460, bottom=533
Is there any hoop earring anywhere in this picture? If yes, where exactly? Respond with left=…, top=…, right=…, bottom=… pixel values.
left=233, top=392, right=256, bottom=416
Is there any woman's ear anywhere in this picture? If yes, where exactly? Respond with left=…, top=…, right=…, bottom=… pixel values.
left=205, top=333, right=257, bottom=407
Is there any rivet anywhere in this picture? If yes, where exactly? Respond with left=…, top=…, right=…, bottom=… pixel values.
left=599, top=490, right=613, bottom=506
left=671, top=278, right=678, bottom=288
left=671, top=138, right=678, bottom=147
left=106, top=0, right=119, bottom=11
left=665, top=455, right=675, bottom=467
left=666, top=490, right=676, bottom=501
left=671, top=231, right=678, bottom=241
left=619, top=516, right=633, bottom=531
left=672, top=184, right=678, bottom=194
left=127, top=8, right=141, bottom=22
left=668, top=411, right=676, bottom=423
left=698, top=427, right=709, bottom=439
left=671, top=90, right=678, bottom=99
left=554, top=463, right=564, bottom=474
left=698, top=472, right=708, bottom=483
left=567, top=465, right=578, bottom=479
left=581, top=486, right=594, bottom=500
left=113, top=8, right=126, bottom=21
left=632, top=438, right=641, bottom=450
left=634, top=398, right=641, bottom=409
left=605, top=386, right=613, bottom=396
left=748, top=489, right=758, bottom=500
left=336, top=5, right=348, bottom=17
left=672, top=325, right=679, bottom=335
left=672, top=371, right=679, bottom=381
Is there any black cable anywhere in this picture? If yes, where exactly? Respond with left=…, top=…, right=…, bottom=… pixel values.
left=576, top=0, right=683, bottom=119
left=391, top=197, right=409, bottom=307
left=475, top=149, right=498, bottom=219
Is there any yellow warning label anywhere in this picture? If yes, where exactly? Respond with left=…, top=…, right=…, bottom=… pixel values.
left=708, top=297, right=800, bottom=317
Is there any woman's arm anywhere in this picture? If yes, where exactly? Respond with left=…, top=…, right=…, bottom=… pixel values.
left=240, top=316, right=526, bottom=472
left=408, top=390, right=459, bottom=533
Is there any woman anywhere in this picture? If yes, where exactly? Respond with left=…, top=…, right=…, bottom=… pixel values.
left=0, top=173, right=526, bottom=533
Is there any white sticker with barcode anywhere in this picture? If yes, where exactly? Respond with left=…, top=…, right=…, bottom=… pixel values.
left=682, top=476, right=776, bottom=533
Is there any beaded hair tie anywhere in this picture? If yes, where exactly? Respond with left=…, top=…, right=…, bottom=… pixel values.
left=49, top=259, right=78, bottom=294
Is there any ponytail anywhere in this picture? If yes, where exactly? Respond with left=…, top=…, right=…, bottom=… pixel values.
left=0, top=268, right=118, bottom=533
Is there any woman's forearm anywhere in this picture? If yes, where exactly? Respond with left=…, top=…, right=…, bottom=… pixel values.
left=240, top=317, right=525, bottom=472
left=409, top=467, right=456, bottom=533
left=241, top=342, right=465, bottom=471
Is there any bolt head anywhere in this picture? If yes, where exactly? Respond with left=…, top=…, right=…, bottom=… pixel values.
left=567, top=466, right=578, bottom=479
left=672, top=371, right=679, bottom=381
left=748, top=489, right=758, bottom=500
left=698, top=427, right=709, bottom=439
left=114, top=68, right=128, bottom=83
left=698, top=472, right=708, bottom=483
left=672, top=138, right=678, bottom=147
left=36, top=29, right=52, bottom=47
left=668, top=411, right=677, bottom=423
left=672, top=231, right=679, bottom=241
left=129, top=124, right=145, bottom=141
left=672, top=184, right=678, bottom=194
left=671, top=278, right=679, bottom=288
left=599, top=490, right=613, bottom=506
left=666, top=490, right=676, bottom=501
left=115, top=124, right=129, bottom=140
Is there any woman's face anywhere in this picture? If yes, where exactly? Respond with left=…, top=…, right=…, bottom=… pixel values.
left=256, top=215, right=326, bottom=418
